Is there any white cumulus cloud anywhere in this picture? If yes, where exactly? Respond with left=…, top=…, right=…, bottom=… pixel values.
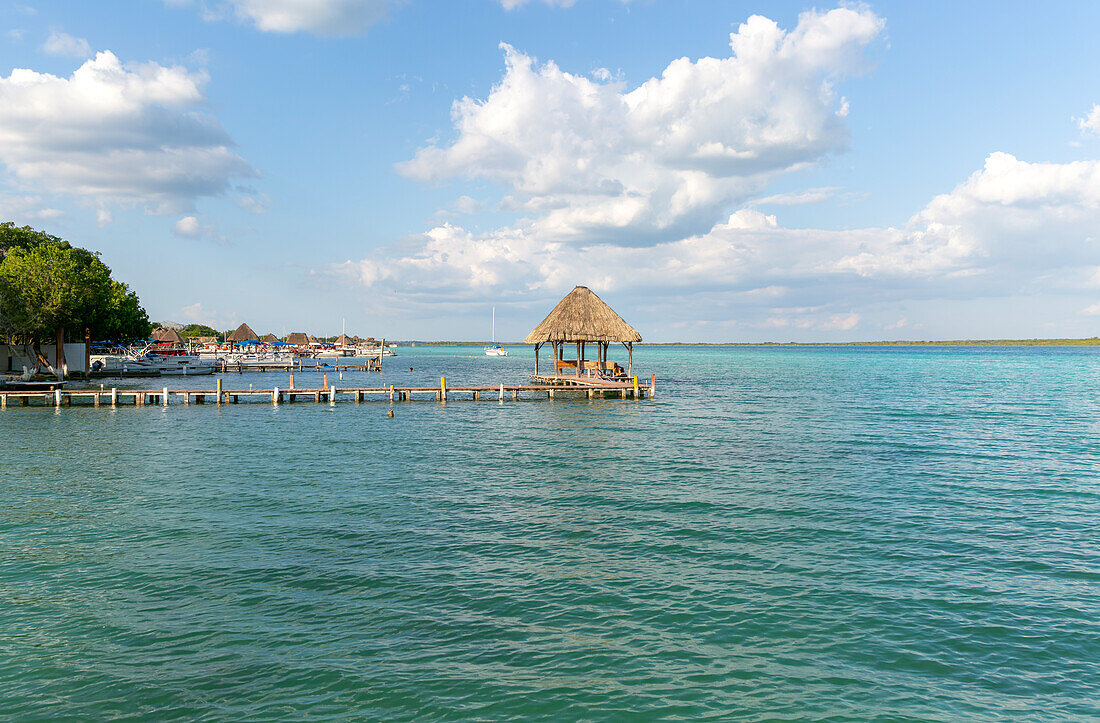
left=333, top=150, right=1100, bottom=332
left=41, top=31, right=90, bottom=58
left=0, top=51, right=255, bottom=215
left=1077, top=104, right=1100, bottom=137
left=398, top=6, right=884, bottom=246
left=173, top=0, right=391, bottom=36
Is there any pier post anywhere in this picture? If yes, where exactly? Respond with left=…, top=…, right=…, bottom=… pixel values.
left=111, top=387, right=117, bottom=406
left=650, top=374, right=655, bottom=399
left=389, top=385, right=394, bottom=403
left=548, top=388, right=554, bottom=399
left=512, top=389, right=518, bottom=401
left=440, top=376, right=446, bottom=402
left=1, top=395, right=5, bottom=410
left=289, top=373, right=294, bottom=389
left=54, top=389, right=61, bottom=407
left=216, top=378, right=223, bottom=405
left=184, top=391, right=190, bottom=405
left=273, top=386, right=280, bottom=404
left=330, top=385, right=336, bottom=404
left=633, top=376, right=639, bottom=399
left=324, top=374, right=328, bottom=389
left=499, top=383, right=504, bottom=402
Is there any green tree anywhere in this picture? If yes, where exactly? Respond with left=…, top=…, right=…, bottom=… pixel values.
left=179, top=323, right=219, bottom=338
left=0, top=223, right=151, bottom=375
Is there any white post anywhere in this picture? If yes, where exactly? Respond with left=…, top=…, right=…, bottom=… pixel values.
left=111, top=387, right=117, bottom=405
left=163, top=386, right=169, bottom=406
left=330, top=384, right=336, bottom=404
left=54, top=389, right=61, bottom=407
left=499, top=383, right=504, bottom=401
left=273, top=386, right=280, bottom=404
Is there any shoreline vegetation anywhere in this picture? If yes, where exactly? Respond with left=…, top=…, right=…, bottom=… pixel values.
left=406, top=338, right=1100, bottom=347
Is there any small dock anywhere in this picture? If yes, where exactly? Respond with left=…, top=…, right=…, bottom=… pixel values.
left=214, top=358, right=382, bottom=373
left=0, top=377, right=653, bottom=408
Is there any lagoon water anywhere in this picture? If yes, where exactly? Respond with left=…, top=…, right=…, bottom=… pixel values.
left=2, top=346, right=1099, bottom=719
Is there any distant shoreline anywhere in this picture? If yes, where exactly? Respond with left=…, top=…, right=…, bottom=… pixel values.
left=400, top=338, right=1100, bottom=347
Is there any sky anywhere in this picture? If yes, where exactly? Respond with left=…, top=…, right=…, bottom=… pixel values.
left=2, top=0, right=1100, bottom=342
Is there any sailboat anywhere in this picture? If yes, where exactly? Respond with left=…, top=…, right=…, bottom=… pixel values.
left=485, top=307, right=508, bottom=356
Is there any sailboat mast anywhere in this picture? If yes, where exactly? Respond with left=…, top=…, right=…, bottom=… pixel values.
left=492, top=307, right=495, bottom=345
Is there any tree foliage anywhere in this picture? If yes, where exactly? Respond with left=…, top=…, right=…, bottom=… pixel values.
left=179, top=323, right=219, bottom=338
left=0, top=222, right=151, bottom=343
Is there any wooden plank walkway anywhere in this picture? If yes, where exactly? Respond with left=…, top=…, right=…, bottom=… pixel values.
left=0, top=378, right=654, bottom=408
left=215, top=359, right=381, bottom=373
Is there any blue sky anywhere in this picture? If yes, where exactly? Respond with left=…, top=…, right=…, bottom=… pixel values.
left=2, top=0, right=1100, bottom=341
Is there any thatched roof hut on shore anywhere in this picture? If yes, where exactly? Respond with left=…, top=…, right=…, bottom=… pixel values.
left=152, top=327, right=183, bottom=344
left=336, top=334, right=353, bottom=346
left=524, top=286, right=641, bottom=377
left=286, top=332, right=309, bottom=346
left=228, top=323, right=259, bottom=343
left=262, top=333, right=279, bottom=343
left=308, top=335, right=319, bottom=345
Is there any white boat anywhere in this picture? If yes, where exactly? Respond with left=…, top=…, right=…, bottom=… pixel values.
left=89, top=353, right=216, bottom=375
left=485, top=307, right=508, bottom=357
left=150, top=355, right=216, bottom=375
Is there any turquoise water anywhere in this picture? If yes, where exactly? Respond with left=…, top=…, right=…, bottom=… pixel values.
left=2, top=346, right=1099, bottom=720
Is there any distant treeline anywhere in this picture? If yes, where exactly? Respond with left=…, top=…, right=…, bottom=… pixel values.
left=398, top=338, right=1100, bottom=347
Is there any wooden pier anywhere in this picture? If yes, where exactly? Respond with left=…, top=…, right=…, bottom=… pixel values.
left=215, top=358, right=382, bottom=373
left=0, top=376, right=653, bottom=408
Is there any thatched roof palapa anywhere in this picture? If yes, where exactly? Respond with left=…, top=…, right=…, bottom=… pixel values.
left=308, top=335, right=320, bottom=344
left=524, top=286, right=642, bottom=344
left=286, top=332, right=309, bottom=346
left=228, top=323, right=259, bottom=342
left=262, top=333, right=279, bottom=343
left=153, top=327, right=183, bottom=344
left=336, top=334, right=353, bottom=346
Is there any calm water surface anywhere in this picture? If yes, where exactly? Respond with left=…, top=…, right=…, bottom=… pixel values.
left=2, top=346, right=1099, bottom=720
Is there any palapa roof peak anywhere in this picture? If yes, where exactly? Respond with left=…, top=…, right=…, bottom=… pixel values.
left=524, top=286, right=642, bottom=344
left=228, top=323, right=259, bottom=342
left=262, top=333, right=279, bottom=343
left=286, top=332, right=309, bottom=345
left=153, top=327, right=183, bottom=344
left=336, top=334, right=352, bottom=345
